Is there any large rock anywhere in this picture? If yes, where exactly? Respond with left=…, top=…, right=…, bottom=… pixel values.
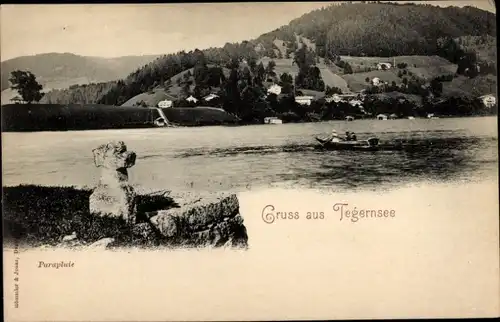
left=89, top=141, right=137, bottom=223
left=86, top=141, right=247, bottom=249
left=148, top=192, right=248, bottom=248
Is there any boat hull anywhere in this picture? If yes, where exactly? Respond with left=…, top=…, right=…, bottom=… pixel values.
left=315, top=137, right=403, bottom=151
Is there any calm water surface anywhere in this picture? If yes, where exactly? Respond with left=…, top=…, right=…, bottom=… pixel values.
left=2, top=116, right=498, bottom=192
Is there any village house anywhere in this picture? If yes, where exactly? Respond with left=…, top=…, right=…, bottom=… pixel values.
left=479, top=94, right=496, bottom=108
left=377, top=114, right=388, bottom=120
left=186, top=95, right=198, bottom=103
left=267, top=84, right=282, bottom=95
left=295, top=96, right=315, bottom=106
left=377, top=63, right=392, bottom=70
left=203, top=93, right=219, bottom=102
left=349, top=99, right=363, bottom=107
left=325, top=94, right=342, bottom=103
left=157, top=100, right=173, bottom=108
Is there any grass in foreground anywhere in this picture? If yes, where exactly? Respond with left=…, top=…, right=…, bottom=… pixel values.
left=3, top=185, right=176, bottom=248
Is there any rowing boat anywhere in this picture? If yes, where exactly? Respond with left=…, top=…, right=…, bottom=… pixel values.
left=315, top=137, right=404, bottom=151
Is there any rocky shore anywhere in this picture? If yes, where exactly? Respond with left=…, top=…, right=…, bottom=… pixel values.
left=3, top=186, right=248, bottom=250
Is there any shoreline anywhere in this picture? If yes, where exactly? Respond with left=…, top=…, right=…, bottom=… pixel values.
left=1, top=114, right=496, bottom=133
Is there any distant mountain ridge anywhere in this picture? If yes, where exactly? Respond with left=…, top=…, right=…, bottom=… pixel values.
left=1, top=52, right=160, bottom=91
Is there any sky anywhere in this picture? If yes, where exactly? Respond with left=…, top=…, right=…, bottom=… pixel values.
left=0, top=1, right=496, bottom=61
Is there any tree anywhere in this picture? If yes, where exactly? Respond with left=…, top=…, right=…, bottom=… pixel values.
left=430, top=79, right=443, bottom=97
left=344, top=62, right=353, bottom=74
left=9, top=70, right=44, bottom=104
left=365, top=77, right=370, bottom=83
left=266, top=60, right=277, bottom=77
left=256, top=62, right=266, bottom=82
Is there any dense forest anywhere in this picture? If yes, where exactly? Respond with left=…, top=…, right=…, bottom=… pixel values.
left=40, top=82, right=117, bottom=104
left=25, top=1, right=496, bottom=120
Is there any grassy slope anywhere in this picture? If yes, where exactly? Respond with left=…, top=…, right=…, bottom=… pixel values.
left=319, top=68, right=351, bottom=93
left=273, top=39, right=288, bottom=58
left=257, top=56, right=351, bottom=92
left=342, top=70, right=403, bottom=92
left=338, top=56, right=458, bottom=92
left=121, top=89, right=178, bottom=107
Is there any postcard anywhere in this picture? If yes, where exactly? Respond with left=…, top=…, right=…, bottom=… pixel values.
left=2, top=1, right=499, bottom=321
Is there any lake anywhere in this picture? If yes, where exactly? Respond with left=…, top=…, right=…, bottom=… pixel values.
left=2, top=116, right=498, bottom=192
left=3, top=116, right=499, bottom=318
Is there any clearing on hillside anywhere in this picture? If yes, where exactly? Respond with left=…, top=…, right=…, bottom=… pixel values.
left=338, top=55, right=456, bottom=74
left=319, top=68, right=351, bottom=93
left=258, top=57, right=300, bottom=77
left=121, top=88, right=177, bottom=107
left=341, top=70, right=404, bottom=92
left=258, top=56, right=350, bottom=93
left=297, top=35, right=316, bottom=52
left=273, top=39, right=288, bottom=58
left=407, top=65, right=458, bottom=80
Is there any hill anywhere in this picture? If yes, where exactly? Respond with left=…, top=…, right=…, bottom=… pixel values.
left=261, top=2, right=495, bottom=57
left=1, top=53, right=160, bottom=101
left=7, top=2, right=495, bottom=110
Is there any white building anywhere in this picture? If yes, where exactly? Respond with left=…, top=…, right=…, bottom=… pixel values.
left=479, top=94, right=496, bottom=108
left=186, top=95, right=198, bottom=103
left=203, top=93, right=219, bottom=102
left=267, top=84, right=282, bottom=95
left=377, top=63, right=392, bottom=70
left=157, top=100, right=173, bottom=108
left=377, top=114, right=388, bottom=120
left=349, top=99, right=363, bottom=107
left=295, top=96, right=315, bottom=106
left=372, top=77, right=381, bottom=86
left=325, top=94, right=342, bottom=103
left=264, top=117, right=283, bottom=124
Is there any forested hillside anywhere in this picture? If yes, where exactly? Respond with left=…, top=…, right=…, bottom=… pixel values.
left=261, top=1, right=495, bottom=57
left=40, top=82, right=117, bottom=104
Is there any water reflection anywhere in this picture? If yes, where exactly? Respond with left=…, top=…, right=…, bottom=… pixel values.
left=174, top=133, right=497, bottom=191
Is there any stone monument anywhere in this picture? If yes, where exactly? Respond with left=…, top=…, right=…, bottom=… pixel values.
left=89, top=141, right=137, bottom=223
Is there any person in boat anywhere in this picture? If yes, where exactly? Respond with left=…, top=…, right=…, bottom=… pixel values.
left=345, top=131, right=351, bottom=141
left=350, top=132, right=357, bottom=141
left=329, top=130, right=342, bottom=142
